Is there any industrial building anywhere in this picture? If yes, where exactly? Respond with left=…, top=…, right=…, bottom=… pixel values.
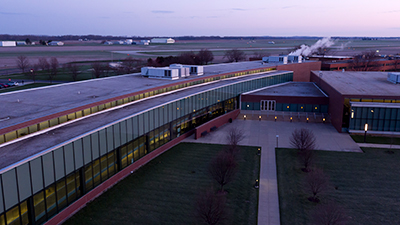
left=0, top=41, right=16, bottom=47
left=141, top=64, right=204, bottom=79
left=150, top=38, right=175, bottom=44
left=0, top=59, right=323, bottom=225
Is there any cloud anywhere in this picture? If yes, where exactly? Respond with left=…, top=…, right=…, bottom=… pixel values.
left=382, top=9, right=400, bottom=13
left=151, top=10, right=174, bottom=14
left=0, top=11, right=28, bottom=15
left=232, top=8, right=246, bottom=11
left=282, top=5, right=299, bottom=9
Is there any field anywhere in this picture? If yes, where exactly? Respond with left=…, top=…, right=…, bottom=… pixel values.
left=276, top=147, right=400, bottom=225
left=64, top=143, right=260, bottom=225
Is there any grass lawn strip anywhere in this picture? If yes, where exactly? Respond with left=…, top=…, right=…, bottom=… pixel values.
left=276, top=147, right=400, bottom=225
left=351, top=134, right=400, bottom=145
left=65, top=143, right=260, bottom=225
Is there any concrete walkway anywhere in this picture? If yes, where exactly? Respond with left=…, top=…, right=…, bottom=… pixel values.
left=183, top=119, right=361, bottom=225
left=358, top=143, right=400, bottom=149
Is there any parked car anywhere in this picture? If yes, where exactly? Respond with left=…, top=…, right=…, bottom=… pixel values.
left=6, top=82, right=18, bottom=86
left=0, top=83, right=9, bottom=88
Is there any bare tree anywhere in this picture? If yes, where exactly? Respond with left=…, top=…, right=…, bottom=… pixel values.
left=16, top=55, right=29, bottom=73
left=195, top=188, right=226, bottom=225
left=209, top=151, right=238, bottom=192
left=122, top=56, right=141, bottom=73
left=91, top=62, right=104, bottom=78
left=225, top=127, right=244, bottom=157
left=299, top=148, right=314, bottom=172
left=179, top=51, right=197, bottom=65
left=49, top=57, right=59, bottom=83
left=290, top=128, right=316, bottom=151
left=306, top=168, right=328, bottom=202
left=38, top=57, right=49, bottom=71
left=350, top=51, right=379, bottom=71
left=197, top=49, right=214, bottom=65
left=224, top=49, right=246, bottom=62
left=310, top=202, right=348, bottom=225
left=65, top=63, right=80, bottom=81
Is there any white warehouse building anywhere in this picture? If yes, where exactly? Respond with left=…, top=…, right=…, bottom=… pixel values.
left=0, top=41, right=16, bottom=47
left=150, top=38, right=175, bottom=44
left=141, top=64, right=204, bottom=80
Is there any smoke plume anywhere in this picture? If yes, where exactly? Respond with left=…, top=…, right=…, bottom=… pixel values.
left=289, top=37, right=335, bottom=56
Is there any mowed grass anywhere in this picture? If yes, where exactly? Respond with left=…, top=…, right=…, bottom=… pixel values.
left=276, top=147, right=400, bottom=225
left=64, top=143, right=260, bottom=225
left=351, top=134, right=400, bottom=145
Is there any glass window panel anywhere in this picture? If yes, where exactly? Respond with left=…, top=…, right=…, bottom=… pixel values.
left=6, top=205, right=20, bottom=225
left=120, top=145, right=128, bottom=169
left=99, top=129, right=107, bottom=156
left=154, top=108, right=160, bottom=128
left=107, top=151, right=116, bottom=176
left=126, top=118, right=134, bottom=142
left=30, top=158, right=43, bottom=194
left=83, top=136, right=92, bottom=165
left=100, top=155, right=108, bottom=182
left=56, top=178, right=67, bottom=210
left=73, top=139, right=83, bottom=169
left=64, top=144, right=74, bottom=175
left=20, top=201, right=28, bottom=225
left=16, top=164, right=31, bottom=201
left=133, top=116, right=139, bottom=139
left=92, top=159, right=101, bottom=187
left=84, top=164, right=93, bottom=192
left=45, top=184, right=57, bottom=218
left=127, top=143, right=134, bottom=165
left=66, top=173, right=77, bottom=204
left=54, top=148, right=65, bottom=181
left=138, top=114, right=144, bottom=136
left=113, top=123, right=121, bottom=148
left=133, top=139, right=140, bottom=161
left=33, top=191, right=46, bottom=224
left=120, top=121, right=127, bottom=145
left=17, top=127, right=28, bottom=138
left=106, top=127, right=114, bottom=153
left=42, top=152, right=55, bottom=187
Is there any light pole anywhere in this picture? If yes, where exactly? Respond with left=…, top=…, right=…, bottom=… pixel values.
left=364, top=123, right=368, bottom=143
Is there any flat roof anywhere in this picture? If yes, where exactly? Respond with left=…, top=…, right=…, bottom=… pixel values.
left=0, top=61, right=284, bottom=131
left=0, top=70, right=290, bottom=172
left=243, top=82, right=327, bottom=97
left=313, top=71, right=400, bottom=97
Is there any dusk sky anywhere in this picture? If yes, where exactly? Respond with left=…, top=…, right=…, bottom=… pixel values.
left=2, top=0, right=400, bottom=37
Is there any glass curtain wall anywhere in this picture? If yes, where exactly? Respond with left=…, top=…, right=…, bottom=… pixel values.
left=0, top=72, right=292, bottom=225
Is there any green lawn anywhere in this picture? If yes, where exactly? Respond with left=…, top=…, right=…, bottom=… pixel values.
left=276, top=147, right=400, bottom=225
left=0, top=83, right=54, bottom=93
left=351, top=134, right=400, bottom=145
left=65, top=143, right=260, bottom=225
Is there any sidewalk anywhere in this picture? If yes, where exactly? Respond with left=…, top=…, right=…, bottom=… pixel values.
left=357, top=143, right=400, bottom=149
left=183, top=119, right=361, bottom=225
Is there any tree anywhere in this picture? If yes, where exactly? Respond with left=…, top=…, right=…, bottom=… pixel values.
left=91, top=62, right=104, bottom=78
left=225, top=127, right=244, bottom=157
left=195, top=188, right=226, bottom=225
left=49, top=57, right=59, bottom=83
left=209, top=151, right=237, bottom=192
left=65, top=63, right=80, bottom=81
left=306, top=168, right=328, bottom=202
left=224, top=49, right=246, bottom=62
left=25, top=38, right=32, bottom=45
left=179, top=51, right=197, bottom=65
left=122, top=56, right=138, bottom=73
left=310, top=202, right=348, bottom=225
left=290, top=128, right=316, bottom=151
left=16, top=55, right=29, bottom=73
left=350, top=51, right=379, bottom=71
left=197, top=49, right=214, bottom=65
left=299, top=148, right=314, bottom=172
left=38, top=57, right=49, bottom=71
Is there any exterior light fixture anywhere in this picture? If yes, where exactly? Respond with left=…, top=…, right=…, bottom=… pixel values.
left=364, top=123, right=368, bottom=143
left=274, top=116, right=277, bottom=121
left=259, top=115, right=261, bottom=121
left=307, top=118, right=309, bottom=123
left=323, top=118, right=326, bottom=123
left=290, top=117, right=293, bottom=122
left=244, top=115, right=247, bottom=120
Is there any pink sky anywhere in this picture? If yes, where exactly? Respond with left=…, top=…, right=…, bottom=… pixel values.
left=1, top=0, right=400, bottom=36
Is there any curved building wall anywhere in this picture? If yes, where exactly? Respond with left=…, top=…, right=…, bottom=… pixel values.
left=0, top=71, right=292, bottom=225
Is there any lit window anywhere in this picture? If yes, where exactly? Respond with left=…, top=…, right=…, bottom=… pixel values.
left=315, top=107, right=318, bottom=110
left=287, top=106, right=289, bottom=109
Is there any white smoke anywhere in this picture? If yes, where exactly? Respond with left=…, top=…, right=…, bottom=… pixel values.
left=289, top=37, right=335, bottom=56
left=339, top=41, right=352, bottom=50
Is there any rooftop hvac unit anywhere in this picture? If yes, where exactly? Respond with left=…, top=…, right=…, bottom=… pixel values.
left=387, top=72, right=400, bottom=84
